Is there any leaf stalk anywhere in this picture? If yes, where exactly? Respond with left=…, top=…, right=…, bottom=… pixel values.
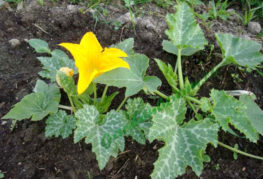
left=154, top=90, right=169, bottom=100
left=177, top=49, right=184, bottom=89
left=218, top=141, right=263, bottom=160
left=193, top=60, right=225, bottom=94
left=117, top=97, right=128, bottom=111
left=93, top=83, right=97, bottom=105
left=67, top=95, right=76, bottom=113
left=58, top=104, right=73, bottom=111
left=101, top=85, right=108, bottom=103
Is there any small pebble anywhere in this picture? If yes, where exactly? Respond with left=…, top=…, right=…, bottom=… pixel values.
left=67, top=5, right=78, bottom=12
left=16, top=1, right=23, bottom=11
left=248, top=22, right=262, bottom=34
left=9, top=39, right=21, bottom=48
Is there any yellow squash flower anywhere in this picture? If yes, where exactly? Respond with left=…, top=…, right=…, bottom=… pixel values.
left=59, top=32, right=130, bottom=95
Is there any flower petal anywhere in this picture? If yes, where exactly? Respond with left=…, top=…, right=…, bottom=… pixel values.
left=77, top=68, right=98, bottom=95
left=98, top=48, right=130, bottom=73
left=80, top=32, right=103, bottom=53
left=59, top=43, right=93, bottom=70
left=103, top=47, right=128, bottom=58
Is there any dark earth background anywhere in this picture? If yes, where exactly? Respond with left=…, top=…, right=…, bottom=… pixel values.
left=0, top=1, right=263, bottom=178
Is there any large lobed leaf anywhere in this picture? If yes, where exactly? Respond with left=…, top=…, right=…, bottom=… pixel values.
left=148, top=95, right=218, bottom=179
left=38, top=49, right=78, bottom=82
left=240, top=95, right=263, bottom=136
left=163, top=2, right=207, bottom=56
left=112, top=38, right=134, bottom=55
left=124, top=98, right=152, bottom=144
left=215, top=33, right=263, bottom=68
left=45, top=110, right=75, bottom=139
left=29, top=39, right=51, bottom=54
left=94, top=54, right=161, bottom=97
left=2, top=80, right=60, bottom=121
left=210, top=90, right=258, bottom=142
left=74, top=105, right=126, bottom=169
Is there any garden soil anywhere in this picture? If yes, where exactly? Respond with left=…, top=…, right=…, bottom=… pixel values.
left=0, top=1, right=263, bottom=178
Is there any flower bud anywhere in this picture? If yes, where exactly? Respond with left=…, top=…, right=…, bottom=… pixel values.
left=56, top=67, right=74, bottom=88
left=59, top=67, right=74, bottom=77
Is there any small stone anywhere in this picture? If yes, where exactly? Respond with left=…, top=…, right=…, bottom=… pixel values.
left=1, top=121, right=7, bottom=125
left=0, top=0, right=13, bottom=11
left=9, top=39, right=21, bottom=48
left=248, top=22, right=262, bottom=34
left=0, top=0, right=5, bottom=6
left=116, top=12, right=138, bottom=24
left=16, top=1, right=23, bottom=11
left=25, top=0, right=40, bottom=11
left=67, top=5, right=78, bottom=13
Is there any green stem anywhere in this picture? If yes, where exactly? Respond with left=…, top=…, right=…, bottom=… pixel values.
left=218, top=142, right=263, bottom=160
left=187, top=100, right=197, bottom=114
left=128, top=7, right=136, bottom=35
left=68, top=95, right=76, bottom=113
left=93, top=83, right=97, bottom=105
left=154, top=90, right=169, bottom=100
left=117, top=97, right=128, bottom=111
left=185, top=96, right=202, bottom=105
left=174, top=58, right=178, bottom=73
left=83, top=0, right=100, bottom=13
left=255, top=68, right=263, bottom=78
left=177, top=49, right=184, bottom=89
left=193, top=60, right=225, bottom=94
left=101, top=85, right=108, bottom=103
left=58, top=104, right=73, bottom=111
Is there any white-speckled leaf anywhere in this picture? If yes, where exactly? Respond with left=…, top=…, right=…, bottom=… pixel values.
left=215, top=33, right=263, bottom=68
left=74, top=105, right=126, bottom=169
left=45, top=110, right=75, bottom=139
left=124, top=98, right=152, bottom=144
left=164, top=2, right=207, bottom=56
left=148, top=95, right=218, bottom=179
left=211, top=89, right=258, bottom=142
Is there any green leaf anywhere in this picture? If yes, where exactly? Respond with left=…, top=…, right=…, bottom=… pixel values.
left=240, top=95, right=263, bottom=136
left=33, top=80, right=61, bottom=102
left=94, top=54, right=162, bottom=97
left=143, top=76, right=162, bottom=94
left=210, top=90, right=258, bottom=142
left=148, top=95, right=218, bottom=178
left=29, top=39, right=51, bottom=54
left=200, top=97, right=212, bottom=113
left=38, top=50, right=77, bottom=82
left=155, top=58, right=178, bottom=91
left=162, top=40, right=200, bottom=56
left=2, top=80, right=60, bottom=121
left=124, top=98, right=152, bottom=144
left=96, top=91, right=119, bottom=113
left=45, top=110, right=75, bottom=139
left=164, top=2, right=207, bottom=56
left=215, top=33, right=263, bottom=68
left=0, top=172, right=4, bottom=179
left=112, top=38, right=134, bottom=55
left=74, top=105, right=126, bottom=169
